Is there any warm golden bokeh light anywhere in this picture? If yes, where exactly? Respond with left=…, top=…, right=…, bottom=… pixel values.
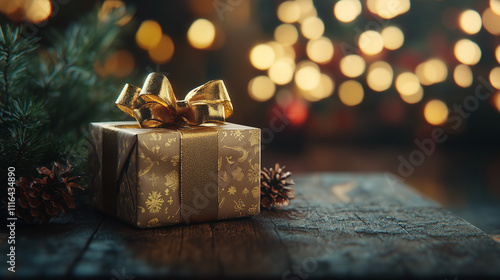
left=301, top=74, right=335, bottom=102
left=334, top=0, right=362, bottom=23
left=396, top=72, right=421, bottom=96
left=366, top=61, right=393, bottom=92
left=493, top=92, right=500, bottom=112
left=491, top=0, right=500, bottom=14
left=99, top=1, right=132, bottom=26
left=490, top=67, right=500, bottom=89
left=459, top=9, right=482, bottom=34
left=187, top=18, right=216, bottom=49
left=496, top=45, right=500, bottom=64
left=306, top=37, right=334, bottom=64
left=340, top=55, right=366, bottom=78
left=282, top=44, right=296, bottom=60
left=400, top=86, right=423, bottom=104
left=24, top=0, right=52, bottom=24
left=381, top=26, right=404, bottom=50
left=250, top=44, right=275, bottom=70
left=295, top=61, right=321, bottom=91
left=268, top=57, right=295, bottom=85
left=300, top=17, right=324, bottom=40
left=148, top=34, right=174, bottom=64
left=0, top=0, right=23, bottom=14
left=277, top=1, right=301, bottom=23
left=136, top=20, right=162, bottom=50
left=368, top=0, right=411, bottom=19
left=424, top=100, right=449, bottom=126
left=274, top=24, right=299, bottom=46
left=296, top=0, right=316, bottom=21
left=104, top=50, right=135, bottom=78
left=454, top=39, right=481, bottom=65
left=248, top=76, right=276, bottom=102
left=453, top=64, right=473, bottom=88
left=482, top=8, right=500, bottom=35
left=338, top=80, right=364, bottom=106
left=415, top=59, right=448, bottom=86
left=358, top=30, right=384, bottom=55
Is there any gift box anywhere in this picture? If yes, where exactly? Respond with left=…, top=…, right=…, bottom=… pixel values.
left=88, top=73, right=261, bottom=228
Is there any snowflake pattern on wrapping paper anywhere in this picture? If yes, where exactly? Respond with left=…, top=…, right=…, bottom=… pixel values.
left=145, top=191, right=164, bottom=213
left=234, top=199, right=245, bottom=213
left=228, top=186, right=236, bottom=195
left=231, top=130, right=244, bottom=141
left=247, top=162, right=260, bottom=183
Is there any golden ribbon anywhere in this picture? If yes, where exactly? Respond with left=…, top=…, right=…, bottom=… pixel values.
left=116, top=73, right=233, bottom=127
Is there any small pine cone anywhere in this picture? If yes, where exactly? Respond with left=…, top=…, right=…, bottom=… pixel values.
left=260, top=163, right=295, bottom=209
left=3, top=162, right=84, bottom=224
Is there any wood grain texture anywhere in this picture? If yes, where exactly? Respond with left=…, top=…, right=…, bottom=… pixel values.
left=1, top=173, right=500, bottom=279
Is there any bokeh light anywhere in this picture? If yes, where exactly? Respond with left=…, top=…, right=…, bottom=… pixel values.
left=424, top=99, right=449, bottom=126
left=286, top=99, right=309, bottom=126
left=296, top=0, right=316, bottom=21
left=396, top=72, right=421, bottom=96
left=454, top=39, right=481, bottom=65
left=496, top=45, right=500, bottom=64
left=268, top=57, right=295, bottom=85
left=338, top=80, right=364, bottom=106
left=277, top=1, right=301, bottom=23
left=295, top=61, right=321, bottom=91
left=459, top=9, right=482, bottom=34
left=306, top=37, right=334, bottom=64
left=400, top=86, right=423, bottom=104
left=304, top=74, right=335, bottom=101
left=491, top=0, right=500, bottom=14
left=453, top=64, right=473, bottom=88
left=248, top=76, right=276, bottom=102
left=300, top=17, right=324, bottom=40
left=340, top=54, right=366, bottom=78
left=148, top=34, right=174, bottom=64
left=187, top=18, right=216, bottom=49
left=381, top=26, right=404, bottom=50
left=104, top=50, right=135, bottom=78
left=0, top=0, right=23, bottom=14
left=490, top=67, right=500, bottom=89
left=136, top=20, right=162, bottom=50
left=274, top=24, right=299, bottom=46
left=415, top=59, right=448, bottom=86
left=24, top=0, right=52, bottom=24
left=358, top=30, right=384, bottom=55
left=250, top=44, right=275, bottom=70
left=483, top=8, right=500, bottom=35
left=366, top=61, right=393, bottom=92
left=493, top=92, right=500, bottom=112
left=368, top=0, right=410, bottom=19
left=334, top=0, right=362, bottom=23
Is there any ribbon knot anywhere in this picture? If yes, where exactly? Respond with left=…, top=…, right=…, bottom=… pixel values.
left=116, top=73, right=233, bottom=127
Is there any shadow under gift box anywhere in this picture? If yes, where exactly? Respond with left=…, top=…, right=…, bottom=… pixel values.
left=88, top=121, right=261, bottom=228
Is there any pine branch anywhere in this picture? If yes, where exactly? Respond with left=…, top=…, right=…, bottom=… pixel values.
left=0, top=25, right=40, bottom=105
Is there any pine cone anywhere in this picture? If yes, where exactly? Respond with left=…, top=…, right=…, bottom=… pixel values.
left=3, top=162, right=84, bottom=223
left=260, top=163, right=295, bottom=209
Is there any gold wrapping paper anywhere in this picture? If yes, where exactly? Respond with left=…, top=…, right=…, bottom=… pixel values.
left=88, top=121, right=261, bottom=228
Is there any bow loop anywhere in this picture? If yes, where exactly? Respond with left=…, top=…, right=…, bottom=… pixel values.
left=115, top=73, right=233, bottom=127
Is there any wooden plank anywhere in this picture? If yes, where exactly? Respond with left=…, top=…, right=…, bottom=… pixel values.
left=0, top=197, right=103, bottom=278
left=2, top=173, right=500, bottom=279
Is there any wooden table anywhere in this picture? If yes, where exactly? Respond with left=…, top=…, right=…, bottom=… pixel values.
left=2, top=173, right=500, bottom=279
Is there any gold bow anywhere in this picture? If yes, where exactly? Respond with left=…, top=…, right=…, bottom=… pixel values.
left=116, top=73, right=233, bottom=127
